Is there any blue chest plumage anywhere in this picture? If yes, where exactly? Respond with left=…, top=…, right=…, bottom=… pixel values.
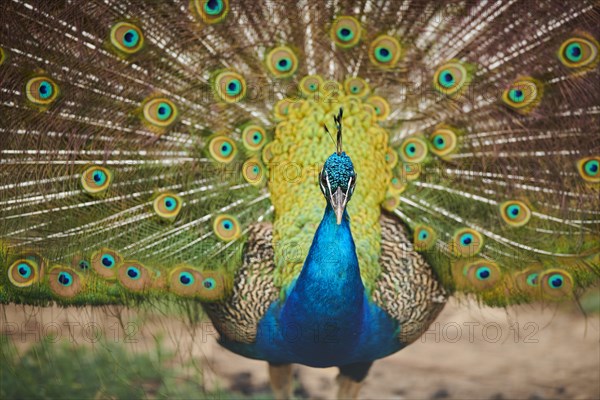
left=222, top=206, right=404, bottom=367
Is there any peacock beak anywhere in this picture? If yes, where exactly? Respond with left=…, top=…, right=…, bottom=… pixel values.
left=331, top=187, right=348, bottom=225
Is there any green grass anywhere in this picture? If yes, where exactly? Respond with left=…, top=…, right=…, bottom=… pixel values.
left=0, top=335, right=261, bottom=400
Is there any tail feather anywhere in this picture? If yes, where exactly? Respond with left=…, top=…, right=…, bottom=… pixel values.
left=0, top=0, right=599, bottom=308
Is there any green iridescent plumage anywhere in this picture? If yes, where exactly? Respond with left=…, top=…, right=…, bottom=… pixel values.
left=0, top=0, right=599, bottom=397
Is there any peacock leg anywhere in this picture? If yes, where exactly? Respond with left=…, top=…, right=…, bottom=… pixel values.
left=268, top=362, right=293, bottom=400
left=336, top=361, right=373, bottom=399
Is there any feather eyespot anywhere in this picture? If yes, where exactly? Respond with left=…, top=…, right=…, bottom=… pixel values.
left=502, top=77, right=542, bottom=113
left=558, top=35, right=598, bottom=69
left=208, top=136, right=237, bottom=163
left=142, top=97, right=178, bottom=129
left=213, top=214, right=241, bottom=241
left=214, top=70, right=246, bottom=103
left=49, top=267, right=82, bottom=298
left=539, top=269, right=574, bottom=299
left=26, top=76, right=59, bottom=106
left=577, top=157, right=600, bottom=183
left=499, top=200, right=531, bottom=227
left=414, top=225, right=437, bottom=251
left=91, top=248, right=123, bottom=279
left=110, top=22, right=144, bottom=55
left=429, top=127, right=458, bottom=157
left=168, top=266, right=202, bottom=296
left=514, top=267, right=544, bottom=296
left=203, top=277, right=216, bottom=289
left=193, top=0, right=229, bottom=24
left=382, top=193, right=400, bottom=211
left=81, top=166, right=113, bottom=195
left=273, top=98, right=295, bottom=120
left=526, top=273, right=539, bottom=287
left=300, top=75, right=324, bottom=96
left=126, top=266, right=140, bottom=280
left=399, top=137, right=428, bottom=163
left=179, top=271, right=194, bottom=286
left=71, top=255, right=90, bottom=271
left=331, top=16, right=362, bottom=48
left=464, top=260, right=501, bottom=290
left=242, top=125, right=267, bottom=151
left=433, top=61, right=469, bottom=96
left=266, top=46, right=299, bottom=78
left=242, top=158, right=265, bottom=185
left=153, top=192, right=183, bottom=221
left=262, top=142, right=275, bottom=164
left=8, top=259, right=41, bottom=287
left=198, top=271, right=227, bottom=301
left=57, top=271, right=73, bottom=286
left=366, top=96, right=390, bottom=121
left=389, top=176, right=406, bottom=193
left=344, top=77, right=370, bottom=98
left=385, top=148, right=398, bottom=168
left=452, top=228, right=484, bottom=257
left=369, top=35, right=402, bottom=68
left=117, top=261, right=153, bottom=292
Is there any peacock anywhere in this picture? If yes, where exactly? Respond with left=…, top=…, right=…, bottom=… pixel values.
left=1, top=0, right=599, bottom=398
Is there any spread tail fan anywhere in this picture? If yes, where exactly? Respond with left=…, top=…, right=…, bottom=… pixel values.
left=0, top=2, right=599, bottom=386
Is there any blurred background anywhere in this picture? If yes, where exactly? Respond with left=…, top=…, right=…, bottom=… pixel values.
left=1, top=290, right=599, bottom=399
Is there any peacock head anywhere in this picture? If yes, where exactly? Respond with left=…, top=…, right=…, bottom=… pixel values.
left=319, top=108, right=357, bottom=225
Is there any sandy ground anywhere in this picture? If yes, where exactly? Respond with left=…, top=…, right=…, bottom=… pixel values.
left=2, top=298, right=599, bottom=399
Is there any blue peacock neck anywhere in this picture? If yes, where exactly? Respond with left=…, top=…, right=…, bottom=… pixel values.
left=280, top=203, right=366, bottom=344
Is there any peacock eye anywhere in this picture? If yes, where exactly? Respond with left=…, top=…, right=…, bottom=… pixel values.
left=577, top=157, right=600, bottom=183
left=126, top=266, right=141, bottom=280
left=331, top=16, right=362, bottom=48
left=203, top=277, right=216, bottom=290
left=153, top=192, right=183, bottom=221
left=266, top=46, right=298, bottom=78
left=539, top=269, right=573, bottom=298
left=179, top=271, right=194, bottom=286
left=369, top=35, right=402, bottom=68
left=526, top=273, right=539, bottom=287
left=344, top=77, right=370, bottom=98
left=502, top=77, right=542, bottom=112
left=452, top=228, right=484, bottom=257
left=81, top=166, right=113, bottom=194
left=142, top=97, right=178, bottom=128
left=101, top=254, right=116, bottom=268
left=209, top=136, right=237, bottom=163
left=476, top=266, right=491, bottom=280
left=214, top=70, right=247, bottom=103
left=213, top=214, right=241, bottom=241
left=463, top=261, right=501, bottom=290
left=242, top=158, right=265, bottom=185
left=558, top=36, right=598, bottom=68
left=193, top=0, right=229, bottom=24
left=26, top=76, right=60, bottom=106
left=300, top=75, right=324, bottom=96
left=433, top=61, right=469, bottom=96
left=110, top=22, right=144, bottom=55
left=429, top=128, right=458, bottom=158
left=242, top=124, right=267, bottom=151
left=57, top=271, right=73, bottom=287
